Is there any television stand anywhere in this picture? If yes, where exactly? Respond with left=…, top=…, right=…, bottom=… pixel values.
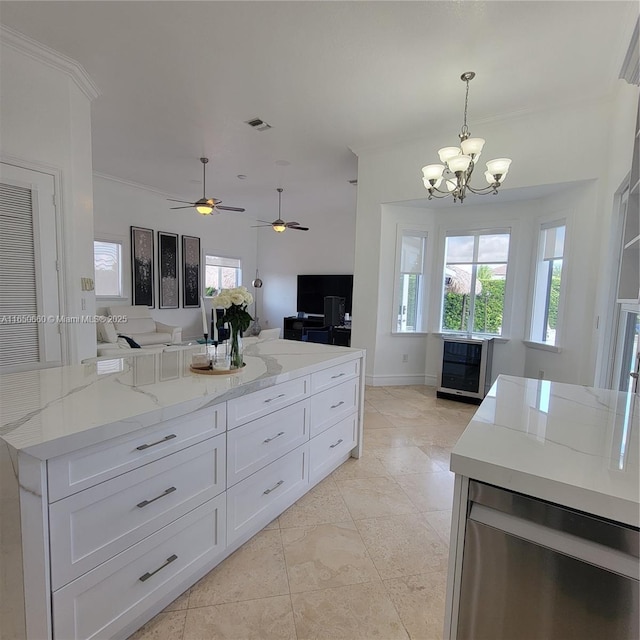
left=283, top=316, right=351, bottom=346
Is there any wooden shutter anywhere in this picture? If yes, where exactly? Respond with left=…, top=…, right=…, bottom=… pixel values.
left=0, top=182, right=40, bottom=365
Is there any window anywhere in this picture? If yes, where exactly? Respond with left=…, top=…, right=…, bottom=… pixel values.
left=205, top=255, right=241, bottom=296
left=441, top=230, right=510, bottom=336
left=530, top=222, right=565, bottom=345
left=94, top=240, right=124, bottom=298
left=393, top=227, right=428, bottom=333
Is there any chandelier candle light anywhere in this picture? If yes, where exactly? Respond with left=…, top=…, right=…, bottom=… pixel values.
left=200, top=297, right=209, bottom=344
left=421, top=72, right=512, bottom=203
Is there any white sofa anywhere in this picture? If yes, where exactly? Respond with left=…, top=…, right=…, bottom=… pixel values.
left=90, top=326, right=281, bottom=361
left=108, top=306, right=181, bottom=345
left=95, top=306, right=181, bottom=357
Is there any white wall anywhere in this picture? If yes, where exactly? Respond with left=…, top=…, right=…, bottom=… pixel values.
left=0, top=33, right=97, bottom=363
left=257, top=196, right=357, bottom=332
left=353, top=87, right=638, bottom=386
left=93, top=176, right=259, bottom=339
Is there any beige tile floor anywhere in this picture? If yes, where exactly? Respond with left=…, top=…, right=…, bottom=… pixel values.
left=128, top=386, right=476, bottom=640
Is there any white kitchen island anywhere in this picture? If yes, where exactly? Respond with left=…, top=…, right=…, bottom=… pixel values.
left=444, top=375, right=639, bottom=639
left=0, top=339, right=365, bottom=640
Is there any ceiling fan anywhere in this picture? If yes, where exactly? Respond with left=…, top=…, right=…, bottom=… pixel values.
left=167, top=157, right=245, bottom=215
left=252, top=188, right=309, bottom=232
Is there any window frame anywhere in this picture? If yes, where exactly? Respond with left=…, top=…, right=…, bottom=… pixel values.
left=526, top=218, right=568, bottom=349
left=204, top=254, right=242, bottom=296
left=439, top=226, right=512, bottom=338
left=391, top=224, right=429, bottom=335
left=93, top=235, right=127, bottom=300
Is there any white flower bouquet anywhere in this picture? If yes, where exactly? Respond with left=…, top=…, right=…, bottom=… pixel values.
left=210, top=287, right=254, bottom=368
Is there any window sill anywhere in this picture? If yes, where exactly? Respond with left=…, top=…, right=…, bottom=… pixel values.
left=390, top=331, right=429, bottom=337
left=433, top=332, right=510, bottom=344
left=523, top=340, right=562, bottom=353
left=96, top=296, right=127, bottom=301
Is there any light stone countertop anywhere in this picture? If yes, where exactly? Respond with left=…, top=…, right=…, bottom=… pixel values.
left=451, top=375, right=639, bottom=527
left=0, top=339, right=364, bottom=459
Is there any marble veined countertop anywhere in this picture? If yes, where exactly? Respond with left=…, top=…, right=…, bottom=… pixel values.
left=451, top=375, right=639, bottom=527
left=0, top=340, right=364, bottom=459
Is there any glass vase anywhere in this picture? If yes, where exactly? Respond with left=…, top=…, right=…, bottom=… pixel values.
left=229, top=325, right=244, bottom=369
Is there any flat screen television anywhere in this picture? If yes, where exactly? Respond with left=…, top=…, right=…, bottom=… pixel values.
left=297, top=274, right=353, bottom=316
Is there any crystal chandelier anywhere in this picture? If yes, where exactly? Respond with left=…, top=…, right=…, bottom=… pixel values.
left=421, top=72, right=512, bottom=203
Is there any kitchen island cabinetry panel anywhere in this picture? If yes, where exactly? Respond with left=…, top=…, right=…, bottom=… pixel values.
left=52, top=494, right=226, bottom=640
left=49, top=434, right=226, bottom=589
left=0, top=340, right=365, bottom=640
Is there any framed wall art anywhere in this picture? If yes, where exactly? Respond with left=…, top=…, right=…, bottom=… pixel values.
left=130, top=226, right=154, bottom=307
left=158, top=231, right=179, bottom=309
left=182, top=235, right=201, bottom=308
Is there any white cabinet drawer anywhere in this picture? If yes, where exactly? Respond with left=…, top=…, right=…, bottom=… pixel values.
left=309, top=377, right=359, bottom=438
left=52, top=494, right=226, bottom=640
left=227, top=376, right=309, bottom=430
left=311, top=358, right=360, bottom=394
left=50, top=435, right=226, bottom=590
left=48, top=404, right=226, bottom=502
left=309, top=414, right=358, bottom=484
left=227, top=444, right=309, bottom=545
left=227, top=400, right=310, bottom=487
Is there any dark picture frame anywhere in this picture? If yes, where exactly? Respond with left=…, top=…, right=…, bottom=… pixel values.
left=130, top=226, right=154, bottom=307
left=158, top=231, right=179, bottom=309
left=182, top=235, right=201, bottom=308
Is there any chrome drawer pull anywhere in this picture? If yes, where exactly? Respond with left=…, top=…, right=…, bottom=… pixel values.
left=263, top=431, right=285, bottom=444
left=137, top=486, right=177, bottom=508
left=331, top=372, right=346, bottom=379
left=330, top=401, right=345, bottom=409
left=139, top=554, right=178, bottom=582
left=329, top=439, right=344, bottom=449
left=136, top=434, right=177, bottom=451
left=263, top=480, right=284, bottom=495
left=264, top=393, right=285, bottom=404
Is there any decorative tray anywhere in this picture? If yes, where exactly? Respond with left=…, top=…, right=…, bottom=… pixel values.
left=189, top=364, right=245, bottom=375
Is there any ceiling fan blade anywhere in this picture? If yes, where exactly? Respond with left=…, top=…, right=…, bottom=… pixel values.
left=290, top=226, right=309, bottom=231
left=216, top=206, right=245, bottom=212
left=170, top=206, right=196, bottom=210
left=256, top=220, right=272, bottom=224
left=167, top=198, right=194, bottom=204
left=250, top=224, right=272, bottom=228
left=285, top=221, right=301, bottom=227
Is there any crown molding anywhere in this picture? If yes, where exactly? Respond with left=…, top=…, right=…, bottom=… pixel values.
left=619, top=16, right=639, bottom=86
left=0, top=25, right=100, bottom=100
left=93, top=171, right=183, bottom=200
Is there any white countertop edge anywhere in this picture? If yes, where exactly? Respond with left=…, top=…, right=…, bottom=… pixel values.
left=5, top=346, right=365, bottom=460
left=451, top=452, right=640, bottom=528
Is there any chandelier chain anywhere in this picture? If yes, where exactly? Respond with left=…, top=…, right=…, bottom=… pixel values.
left=460, top=78, right=470, bottom=140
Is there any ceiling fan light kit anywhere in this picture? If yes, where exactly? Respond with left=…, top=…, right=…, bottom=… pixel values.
left=252, top=188, right=310, bottom=233
left=168, top=157, right=245, bottom=215
left=421, top=72, right=512, bottom=203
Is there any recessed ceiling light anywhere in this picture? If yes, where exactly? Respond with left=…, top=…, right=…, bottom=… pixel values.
left=237, top=174, right=247, bottom=180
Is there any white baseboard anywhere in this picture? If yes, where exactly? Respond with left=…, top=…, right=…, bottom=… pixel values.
left=365, top=373, right=438, bottom=387
left=424, top=374, right=438, bottom=387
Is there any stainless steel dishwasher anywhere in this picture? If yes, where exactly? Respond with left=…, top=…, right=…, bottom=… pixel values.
left=457, top=480, right=639, bottom=639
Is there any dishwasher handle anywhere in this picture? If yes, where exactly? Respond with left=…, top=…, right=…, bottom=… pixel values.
left=470, top=502, right=639, bottom=581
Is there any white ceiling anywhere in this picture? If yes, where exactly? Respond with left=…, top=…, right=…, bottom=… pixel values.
left=1, top=1, right=637, bottom=223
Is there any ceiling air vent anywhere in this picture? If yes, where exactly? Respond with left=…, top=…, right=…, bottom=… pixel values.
left=245, top=118, right=272, bottom=132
